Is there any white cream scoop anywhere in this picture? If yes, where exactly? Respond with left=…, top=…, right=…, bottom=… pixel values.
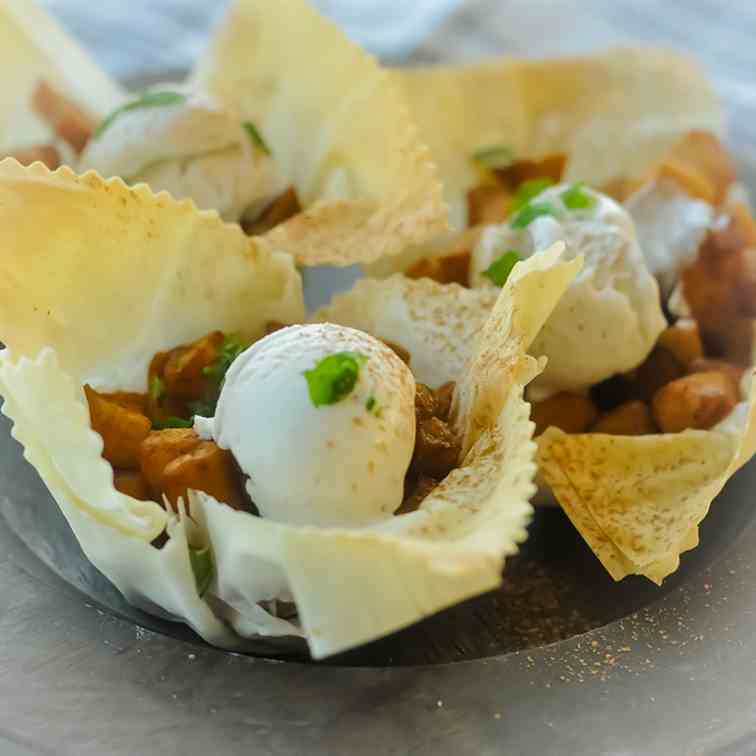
left=203, top=323, right=416, bottom=528
left=471, top=183, right=666, bottom=399
left=79, top=89, right=286, bottom=221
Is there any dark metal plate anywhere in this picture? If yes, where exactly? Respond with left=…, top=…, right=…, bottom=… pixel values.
left=2, top=411, right=756, bottom=754
left=0, top=411, right=722, bottom=665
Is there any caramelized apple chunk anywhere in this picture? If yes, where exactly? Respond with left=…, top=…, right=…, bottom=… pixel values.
left=139, top=429, right=246, bottom=511
left=85, top=385, right=151, bottom=468
left=531, top=393, right=598, bottom=437
left=652, top=372, right=738, bottom=433
left=591, top=401, right=657, bottom=436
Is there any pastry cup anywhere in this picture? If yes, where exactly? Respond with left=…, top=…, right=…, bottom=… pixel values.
left=369, top=47, right=723, bottom=275
left=2, top=0, right=448, bottom=268
left=0, top=159, right=579, bottom=656
left=189, top=0, right=449, bottom=266
left=359, top=47, right=754, bottom=585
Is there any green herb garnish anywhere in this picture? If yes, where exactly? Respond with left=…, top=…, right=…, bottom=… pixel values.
left=561, top=182, right=596, bottom=210
left=94, top=91, right=187, bottom=139
left=304, top=352, right=367, bottom=407
left=243, top=121, right=271, bottom=155
left=471, top=144, right=513, bottom=170
left=482, top=250, right=521, bottom=287
left=366, top=395, right=382, bottom=417
left=203, top=334, right=246, bottom=386
left=149, top=375, right=166, bottom=403
left=510, top=178, right=555, bottom=214
left=188, top=545, right=214, bottom=597
left=153, top=416, right=193, bottom=430
left=511, top=201, right=559, bottom=229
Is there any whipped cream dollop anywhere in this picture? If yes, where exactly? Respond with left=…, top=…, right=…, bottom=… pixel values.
left=202, top=324, right=416, bottom=528
left=79, top=89, right=286, bottom=221
left=471, top=183, right=666, bottom=399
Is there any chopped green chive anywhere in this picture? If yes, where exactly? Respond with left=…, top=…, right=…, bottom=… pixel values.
left=243, top=121, right=271, bottom=155
left=304, top=352, right=367, bottom=407
left=366, top=395, right=382, bottom=417
left=482, top=250, right=521, bottom=287
left=510, top=178, right=555, bottom=214
left=153, top=416, right=193, bottom=430
left=203, top=335, right=246, bottom=386
left=94, top=91, right=187, bottom=138
left=188, top=545, right=214, bottom=597
left=511, top=201, right=559, bottom=229
left=149, top=375, right=166, bottom=403
left=561, top=182, right=596, bottom=210
left=472, top=144, right=513, bottom=170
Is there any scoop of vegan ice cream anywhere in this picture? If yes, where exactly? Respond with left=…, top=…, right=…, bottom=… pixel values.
left=471, top=183, right=666, bottom=399
left=79, top=89, right=286, bottom=221
left=205, top=323, right=416, bottom=527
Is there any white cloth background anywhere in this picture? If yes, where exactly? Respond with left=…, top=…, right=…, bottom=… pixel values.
left=39, top=1, right=756, bottom=158
left=39, top=0, right=464, bottom=81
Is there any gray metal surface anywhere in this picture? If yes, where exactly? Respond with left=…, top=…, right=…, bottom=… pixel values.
left=2, top=414, right=756, bottom=755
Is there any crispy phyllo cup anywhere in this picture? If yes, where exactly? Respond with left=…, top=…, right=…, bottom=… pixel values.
left=532, top=126, right=756, bottom=585
left=314, top=276, right=499, bottom=388
left=0, top=159, right=304, bottom=646
left=191, top=0, right=448, bottom=267
left=190, top=243, right=579, bottom=657
left=369, top=48, right=723, bottom=275
left=0, top=167, right=579, bottom=657
left=2, top=0, right=447, bottom=269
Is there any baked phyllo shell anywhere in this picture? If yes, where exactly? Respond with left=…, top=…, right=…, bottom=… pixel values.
left=535, top=201, right=756, bottom=584
left=314, top=275, right=499, bottom=388
left=3, top=0, right=448, bottom=269
left=191, top=0, right=448, bottom=267
left=0, top=159, right=303, bottom=645
left=369, top=47, right=722, bottom=275
left=0, top=162, right=577, bottom=657
left=194, top=243, right=579, bottom=658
